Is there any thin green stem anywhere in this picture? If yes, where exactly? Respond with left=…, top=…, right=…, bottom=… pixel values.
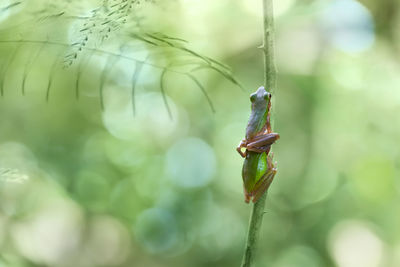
left=241, top=193, right=268, bottom=267
left=241, top=0, right=277, bottom=266
left=262, top=0, right=277, bottom=93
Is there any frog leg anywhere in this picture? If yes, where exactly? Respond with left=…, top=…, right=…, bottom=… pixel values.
left=251, top=168, right=276, bottom=203
left=246, top=133, right=279, bottom=153
left=251, top=154, right=277, bottom=203
left=236, top=139, right=248, bottom=158
left=247, top=145, right=271, bottom=155
left=243, top=186, right=251, bottom=203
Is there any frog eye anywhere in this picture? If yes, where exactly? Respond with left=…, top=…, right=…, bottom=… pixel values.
left=250, top=93, right=257, bottom=102
left=263, top=92, right=271, bottom=100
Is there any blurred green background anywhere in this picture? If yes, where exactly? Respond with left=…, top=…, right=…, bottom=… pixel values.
left=0, top=0, right=399, bottom=266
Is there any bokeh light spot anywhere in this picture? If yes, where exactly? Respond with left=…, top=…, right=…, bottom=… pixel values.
left=272, top=245, right=323, bottom=267
left=198, top=205, right=244, bottom=260
left=320, top=0, right=375, bottom=53
left=165, top=138, right=216, bottom=188
left=75, top=171, right=110, bottom=211
left=11, top=201, right=83, bottom=266
left=328, top=220, right=385, bottom=267
left=134, top=208, right=179, bottom=254
left=102, top=91, right=182, bottom=141
left=296, top=159, right=338, bottom=208
left=0, top=1, right=23, bottom=22
left=86, top=216, right=130, bottom=266
left=351, top=156, right=396, bottom=202
left=109, top=178, right=142, bottom=220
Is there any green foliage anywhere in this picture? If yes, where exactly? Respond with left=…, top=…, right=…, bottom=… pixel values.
left=0, top=0, right=241, bottom=113
left=1, top=1, right=400, bottom=267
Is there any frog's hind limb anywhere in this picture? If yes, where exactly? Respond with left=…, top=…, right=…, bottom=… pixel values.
left=251, top=154, right=277, bottom=203
left=251, top=169, right=276, bottom=203
left=246, top=145, right=271, bottom=155
left=243, top=186, right=251, bottom=203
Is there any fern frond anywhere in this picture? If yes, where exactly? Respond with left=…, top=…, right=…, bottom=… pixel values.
left=131, top=60, right=144, bottom=115
left=65, top=0, right=152, bottom=66
left=0, top=43, right=21, bottom=96
left=0, top=2, right=22, bottom=13
left=99, top=53, right=120, bottom=109
left=0, top=39, right=187, bottom=75
left=186, top=73, right=215, bottom=113
left=46, top=51, right=63, bottom=102
left=0, top=0, right=242, bottom=113
left=160, top=68, right=172, bottom=119
left=22, top=43, right=45, bottom=95
left=151, top=32, right=188, bottom=43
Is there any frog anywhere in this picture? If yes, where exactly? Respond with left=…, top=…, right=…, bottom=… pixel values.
left=236, top=86, right=280, bottom=203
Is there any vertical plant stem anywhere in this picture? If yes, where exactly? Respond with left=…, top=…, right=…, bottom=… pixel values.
left=241, top=0, right=277, bottom=267
left=262, top=0, right=277, bottom=94
left=241, top=193, right=268, bottom=267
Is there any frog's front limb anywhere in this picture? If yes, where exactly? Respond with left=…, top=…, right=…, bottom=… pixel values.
left=237, top=133, right=279, bottom=158
left=237, top=140, right=269, bottom=158
left=236, top=139, right=247, bottom=158
left=246, top=133, right=279, bottom=151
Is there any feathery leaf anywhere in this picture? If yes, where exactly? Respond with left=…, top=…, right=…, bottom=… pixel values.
left=99, top=54, right=119, bottom=110
left=22, top=43, right=46, bottom=95
left=131, top=60, right=144, bottom=115
left=186, top=73, right=215, bottom=113
left=0, top=43, right=21, bottom=96
left=46, top=52, right=62, bottom=102
left=160, top=68, right=172, bottom=119
left=0, top=2, right=22, bottom=13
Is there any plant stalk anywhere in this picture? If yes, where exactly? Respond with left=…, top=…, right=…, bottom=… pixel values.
left=240, top=0, right=277, bottom=266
